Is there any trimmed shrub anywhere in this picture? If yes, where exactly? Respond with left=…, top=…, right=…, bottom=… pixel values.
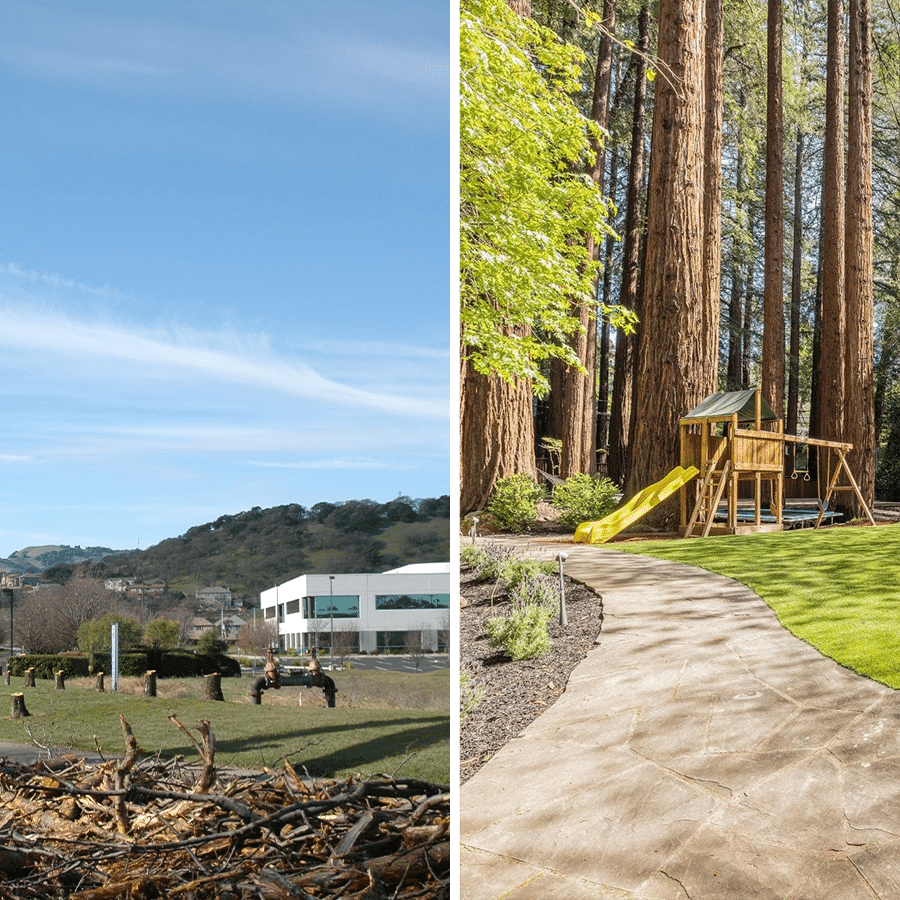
left=487, top=475, right=545, bottom=532
left=552, top=473, right=619, bottom=526
left=8, top=654, right=90, bottom=679
left=485, top=574, right=559, bottom=660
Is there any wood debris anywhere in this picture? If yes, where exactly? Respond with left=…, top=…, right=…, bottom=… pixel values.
left=0, top=716, right=449, bottom=899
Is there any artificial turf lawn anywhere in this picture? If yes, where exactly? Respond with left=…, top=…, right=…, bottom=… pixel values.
left=618, top=523, right=900, bottom=688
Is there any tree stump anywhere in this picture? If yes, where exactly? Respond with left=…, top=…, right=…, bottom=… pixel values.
left=24, top=667, right=36, bottom=688
left=204, top=672, right=224, bottom=701
left=96, top=672, right=105, bottom=692
left=144, top=670, right=157, bottom=697
left=11, top=693, right=30, bottom=718
left=4, top=663, right=9, bottom=686
left=55, top=670, right=66, bottom=690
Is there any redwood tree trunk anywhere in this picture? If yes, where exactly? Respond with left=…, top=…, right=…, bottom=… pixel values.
left=787, top=127, right=804, bottom=437
left=818, top=0, right=847, bottom=442
left=763, top=0, right=785, bottom=417
left=844, top=0, right=875, bottom=514
left=626, top=0, right=711, bottom=523
left=460, top=355, right=536, bottom=514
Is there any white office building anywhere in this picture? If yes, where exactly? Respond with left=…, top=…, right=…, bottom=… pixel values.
left=259, top=563, right=451, bottom=654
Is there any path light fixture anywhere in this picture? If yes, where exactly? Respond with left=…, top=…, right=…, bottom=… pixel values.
left=557, top=551, right=569, bottom=627
left=469, top=516, right=479, bottom=544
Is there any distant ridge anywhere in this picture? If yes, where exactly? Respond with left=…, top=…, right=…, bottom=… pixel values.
left=0, top=544, right=128, bottom=574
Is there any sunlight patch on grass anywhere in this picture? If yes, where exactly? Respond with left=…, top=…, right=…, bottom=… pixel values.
left=618, top=524, right=900, bottom=688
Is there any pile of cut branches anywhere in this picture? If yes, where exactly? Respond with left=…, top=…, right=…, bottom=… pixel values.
left=0, top=715, right=449, bottom=899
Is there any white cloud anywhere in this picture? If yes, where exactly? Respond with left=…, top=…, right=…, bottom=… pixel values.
left=0, top=304, right=448, bottom=419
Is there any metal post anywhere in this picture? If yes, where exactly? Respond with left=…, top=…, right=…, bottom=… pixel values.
left=111, top=622, right=120, bottom=692
left=329, top=575, right=335, bottom=671
left=557, top=552, right=568, bottom=627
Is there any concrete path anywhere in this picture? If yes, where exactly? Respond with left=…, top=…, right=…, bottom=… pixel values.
left=461, top=540, right=900, bottom=899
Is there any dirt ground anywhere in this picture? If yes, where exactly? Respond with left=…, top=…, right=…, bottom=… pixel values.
left=459, top=563, right=604, bottom=783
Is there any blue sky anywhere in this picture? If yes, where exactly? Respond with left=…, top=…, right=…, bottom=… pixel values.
left=0, top=1, right=450, bottom=555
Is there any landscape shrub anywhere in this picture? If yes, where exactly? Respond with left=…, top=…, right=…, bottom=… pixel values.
left=8, top=654, right=90, bottom=679
left=460, top=543, right=514, bottom=584
left=500, top=558, right=556, bottom=590
left=88, top=652, right=149, bottom=678
left=460, top=671, right=484, bottom=723
left=552, top=473, right=619, bottom=526
left=485, top=574, right=558, bottom=660
left=487, top=475, right=545, bottom=532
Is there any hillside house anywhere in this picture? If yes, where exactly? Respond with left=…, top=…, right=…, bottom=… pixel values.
left=196, top=585, right=233, bottom=606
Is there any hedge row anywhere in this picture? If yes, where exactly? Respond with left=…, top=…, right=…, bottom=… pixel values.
left=8, top=651, right=241, bottom=680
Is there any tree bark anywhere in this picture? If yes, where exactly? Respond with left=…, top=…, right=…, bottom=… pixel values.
left=608, top=2, right=649, bottom=487
left=459, top=355, right=535, bottom=514
left=559, top=0, right=617, bottom=478
left=144, top=670, right=157, bottom=697
left=55, top=670, right=66, bottom=690
left=626, top=0, right=711, bottom=524
left=96, top=671, right=105, bottom=692
left=11, top=693, right=30, bottom=718
left=204, top=672, right=224, bottom=702
left=24, top=667, right=35, bottom=688
left=763, top=0, right=785, bottom=417
left=702, top=0, right=724, bottom=385
left=787, top=127, right=804, bottom=437
left=728, top=131, right=746, bottom=391
left=819, top=0, right=847, bottom=442
left=844, top=0, right=875, bottom=514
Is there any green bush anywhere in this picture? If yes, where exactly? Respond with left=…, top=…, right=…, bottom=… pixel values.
left=485, top=574, right=559, bottom=660
left=8, top=654, right=91, bottom=679
left=487, top=475, right=545, bottom=532
left=552, top=473, right=619, bottom=526
left=500, top=558, right=556, bottom=590
left=460, top=672, right=484, bottom=723
left=89, top=652, right=150, bottom=677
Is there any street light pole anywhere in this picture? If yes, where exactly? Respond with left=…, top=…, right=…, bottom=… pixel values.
left=329, top=576, right=335, bottom=671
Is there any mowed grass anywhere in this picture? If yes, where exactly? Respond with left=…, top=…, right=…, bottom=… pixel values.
left=618, top=524, right=900, bottom=688
left=0, top=668, right=450, bottom=783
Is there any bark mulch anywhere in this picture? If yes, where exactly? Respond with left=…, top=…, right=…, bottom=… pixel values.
left=460, top=563, right=604, bottom=784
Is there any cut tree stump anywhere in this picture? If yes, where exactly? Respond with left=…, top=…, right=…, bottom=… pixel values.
left=11, top=693, right=30, bottom=718
left=55, top=670, right=66, bottom=690
left=144, top=670, right=157, bottom=697
left=24, top=668, right=36, bottom=688
left=96, top=672, right=105, bottom=692
left=203, top=672, right=224, bottom=701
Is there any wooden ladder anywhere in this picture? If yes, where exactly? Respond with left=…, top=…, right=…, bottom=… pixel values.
left=685, top=457, right=731, bottom=538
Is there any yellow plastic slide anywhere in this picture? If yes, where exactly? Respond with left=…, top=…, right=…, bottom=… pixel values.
left=573, top=465, right=700, bottom=544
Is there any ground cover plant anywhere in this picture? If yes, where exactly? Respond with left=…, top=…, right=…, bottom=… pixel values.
left=618, top=523, right=900, bottom=688
left=0, top=669, right=449, bottom=782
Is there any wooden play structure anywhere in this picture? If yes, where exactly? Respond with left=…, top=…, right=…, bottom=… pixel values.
left=679, top=389, right=874, bottom=537
left=574, top=388, right=874, bottom=543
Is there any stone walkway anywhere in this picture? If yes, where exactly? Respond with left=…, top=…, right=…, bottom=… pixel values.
left=461, top=540, right=900, bottom=899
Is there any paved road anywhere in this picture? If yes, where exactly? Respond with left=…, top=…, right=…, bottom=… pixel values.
left=462, top=538, right=900, bottom=900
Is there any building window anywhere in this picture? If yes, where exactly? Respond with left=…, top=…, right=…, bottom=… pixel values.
left=264, top=607, right=275, bottom=619
left=304, top=595, right=360, bottom=619
left=376, top=630, right=408, bottom=652
left=375, top=593, right=450, bottom=610
left=285, top=599, right=300, bottom=615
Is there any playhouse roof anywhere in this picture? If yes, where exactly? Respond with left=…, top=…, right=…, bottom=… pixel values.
left=682, top=389, right=777, bottom=423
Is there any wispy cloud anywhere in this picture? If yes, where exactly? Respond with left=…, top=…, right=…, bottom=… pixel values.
left=0, top=305, right=448, bottom=419
left=249, top=457, right=419, bottom=471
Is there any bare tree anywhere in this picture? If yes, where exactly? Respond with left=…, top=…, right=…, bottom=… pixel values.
left=236, top=619, right=279, bottom=656
left=331, top=624, right=359, bottom=666
left=405, top=627, right=430, bottom=671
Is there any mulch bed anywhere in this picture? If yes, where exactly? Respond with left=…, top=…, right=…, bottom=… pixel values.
left=460, top=563, right=604, bottom=784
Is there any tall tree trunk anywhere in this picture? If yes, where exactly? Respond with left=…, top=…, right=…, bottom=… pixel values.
left=845, top=0, right=875, bottom=513
left=460, top=355, right=536, bottom=514
left=763, top=0, right=785, bottom=417
left=702, top=0, right=724, bottom=384
left=742, top=204, right=756, bottom=389
left=818, top=0, right=847, bottom=442
left=608, top=2, right=649, bottom=487
left=625, top=0, right=710, bottom=523
left=787, top=127, right=804, bottom=437
left=727, top=107, right=746, bottom=391
left=559, top=0, right=616, bottom=478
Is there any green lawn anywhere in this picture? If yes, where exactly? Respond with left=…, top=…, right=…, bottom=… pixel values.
left=618, top=524, right=900, bottom=688
left=1, top=669, right=450, bottom=783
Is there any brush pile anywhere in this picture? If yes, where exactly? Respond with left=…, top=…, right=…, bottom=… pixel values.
left=0, top=715, right=449, bottom=899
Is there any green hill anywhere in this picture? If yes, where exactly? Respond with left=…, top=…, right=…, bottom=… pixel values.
left=55, top=496, right=449, bottom=602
